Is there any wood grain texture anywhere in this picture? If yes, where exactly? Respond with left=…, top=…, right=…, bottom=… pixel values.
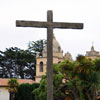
left=16, top=20, right=83, bottom=29
left=47, top=10, right=53, bottom=100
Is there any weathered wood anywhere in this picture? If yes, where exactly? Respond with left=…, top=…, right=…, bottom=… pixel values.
left=47, top=10, right=53, bottom=100
left=16, top=21, right=48, bottom=28
left=53, top=22, right=83, bottom=29
left=16, top=10, right=83, bottom=100
left=16, top=20, right=83, bottom=29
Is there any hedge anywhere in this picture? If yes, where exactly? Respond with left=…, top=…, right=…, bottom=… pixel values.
left=15, top=83, right=39, bottom=100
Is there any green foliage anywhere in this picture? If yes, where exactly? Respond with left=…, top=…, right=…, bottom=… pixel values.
left=33, top=64, right=65, bottom=100
left=37, top=55, right=100, bottom=100
left=93, top=58, right=100, bottom=72
left=8, top=78, right=19, bottom=93
left=27, top=55, right=100, bottom=100
left=53, top=65, right=65, bottom=100
left=33, top=76, right=47, bottom=100
left=8, top=78, right=19, bottom=100
left=15, top=83, right=39, bottom=100
left=61, top=55, right=100, bottom=100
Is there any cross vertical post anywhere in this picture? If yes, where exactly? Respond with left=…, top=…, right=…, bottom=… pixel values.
left=47, top=11, right=53, bottom=100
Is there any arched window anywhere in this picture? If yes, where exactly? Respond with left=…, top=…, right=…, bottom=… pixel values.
left=58, top=47, right=61, bottom=52
left=40, top=62, right=43, bottom=72
left=58, top=61, right=61, bottom=64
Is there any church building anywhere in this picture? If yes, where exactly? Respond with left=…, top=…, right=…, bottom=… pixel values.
left=85, top=45, right=100, bottom=59
left=35, top=35, right=100, bottom=83
left=35, top=35, right=73, bottom=83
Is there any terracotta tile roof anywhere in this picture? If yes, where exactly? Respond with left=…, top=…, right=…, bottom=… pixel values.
left=97, top=96, right=100, bottom=99
left=0, top=78, right=36, bottom=87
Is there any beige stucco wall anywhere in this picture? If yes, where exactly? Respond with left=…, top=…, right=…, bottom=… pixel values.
left=36, top=56, right=64, bottom=82
left=35, top=77, right=42, bottom=83
left=0, top=87, right=9, bottom=100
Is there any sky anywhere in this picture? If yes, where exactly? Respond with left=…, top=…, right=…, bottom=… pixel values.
left=0, top=0, right=100, bottom=59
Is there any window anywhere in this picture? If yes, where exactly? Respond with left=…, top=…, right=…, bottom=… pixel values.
left=40, top=62, right=43, bottom=72
left=58, top=61, right=61, bottom=64
left=58, top=47, right=61, bottom=52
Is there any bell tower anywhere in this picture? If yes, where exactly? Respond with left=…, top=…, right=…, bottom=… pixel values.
left=35, top=35, right=63, bottom=82
left=35, top=35, right=73, bottom=82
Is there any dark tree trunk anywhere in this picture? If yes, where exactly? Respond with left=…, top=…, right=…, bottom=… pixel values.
left=93, top=85, right=97, bottom=100
left=72, top=86, right=79, bottom=100
left=10, top=92, right=11, bottom=100
left=9, top=92, right=15, bottom=100
left=85, top=88, right=92, bottom=100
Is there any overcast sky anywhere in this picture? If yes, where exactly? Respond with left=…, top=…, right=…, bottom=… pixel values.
left=0, top=0, right=100, bottom=59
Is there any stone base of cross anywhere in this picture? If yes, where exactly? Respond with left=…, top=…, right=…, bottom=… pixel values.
left=16, top=10, right=83, bottom=100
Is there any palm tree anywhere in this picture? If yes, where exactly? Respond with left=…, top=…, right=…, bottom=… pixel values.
left=75, top=55, right=100, bottom=100
left=8, top=78, right=19, bottom=100
left=64, top=55, right=100, bottom=100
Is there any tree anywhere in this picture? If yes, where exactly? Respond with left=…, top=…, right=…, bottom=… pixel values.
left=75, top=55, right=100, bottom=100
left=28, top=39, right=47, bottom=56
left=0, top=39, right=46, bottom=79
left=15, top=83, right=39, bottom=100
left=58, top=60, right=79, bottom=100
left=8, top=78, right=19, bottom=100
left=0, top=47, right=35, bottom=79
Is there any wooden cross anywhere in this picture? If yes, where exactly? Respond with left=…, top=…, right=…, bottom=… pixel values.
left=16, top=10, right=83, bottom=100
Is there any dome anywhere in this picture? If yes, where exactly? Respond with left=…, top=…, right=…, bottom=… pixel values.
left=43, top=35, right=62, bottom=53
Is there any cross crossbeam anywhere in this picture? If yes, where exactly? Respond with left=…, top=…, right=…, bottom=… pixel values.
left=16, top=10, right=83, bottom=100
left=16, top=20, right=83, bottom=29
